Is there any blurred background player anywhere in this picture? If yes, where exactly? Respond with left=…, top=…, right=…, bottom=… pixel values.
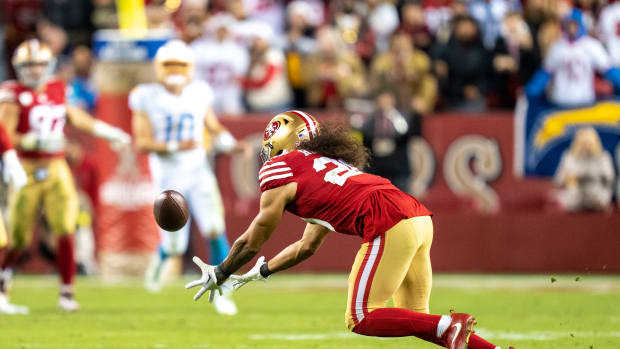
left=130, top=40, right=248, bottom=315
left=0, top=39, right=131, bottom=313
left=0, top=123, right=27, bottom=314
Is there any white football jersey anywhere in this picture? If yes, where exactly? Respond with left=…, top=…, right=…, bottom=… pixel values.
left=129, top=81, right=213, bottom=177
left=544, top=36, right=613, bottom=106
left=599, top=3, right=620, bottom=66
left=191, top=38, right=249, bottom=115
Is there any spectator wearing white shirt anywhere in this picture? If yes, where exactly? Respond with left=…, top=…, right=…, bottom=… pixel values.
left=191, top=14, right=249, bottom=115
left=367, top=0, right=400, bottom=53
left=525, top=10, right=620, bottom=107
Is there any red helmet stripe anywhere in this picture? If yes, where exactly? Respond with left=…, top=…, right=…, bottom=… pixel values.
left=288, top=110, right=317, bottom=138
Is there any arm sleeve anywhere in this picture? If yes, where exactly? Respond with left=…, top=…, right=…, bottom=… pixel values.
left=259, top=158, right=295, bottom=192
left=525, top=68, right=551, bottom=99
left=588, top=39, right=613, bottom=72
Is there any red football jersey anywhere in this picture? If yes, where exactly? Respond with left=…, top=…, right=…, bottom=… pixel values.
left=0, top=79, right=68, bottom=158
left=259, top=150, right=432, bottom=242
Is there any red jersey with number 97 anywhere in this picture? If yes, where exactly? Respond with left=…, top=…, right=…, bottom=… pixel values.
left=0, top=79, right=67, bottom=158
left=259, top=150, right=432, bottom=242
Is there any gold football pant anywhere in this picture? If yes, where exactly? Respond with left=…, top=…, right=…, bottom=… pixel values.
left=345, top=216, right=433, bottom=330
left=7, top=158, right=79, bottom=248
left=0, top=214, right=7, bottom=248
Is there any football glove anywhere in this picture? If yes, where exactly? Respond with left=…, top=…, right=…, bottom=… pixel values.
left=185, top=256, right=223, bottom=302
left=93, top=120, right=131, bottom=149
left=2, top=149, right=27, bottom=190
left=229, top=256, right=268, bottom=290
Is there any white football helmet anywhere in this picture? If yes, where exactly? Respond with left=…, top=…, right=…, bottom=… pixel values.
left=12, top=39, right=56, bottom=89
left=154, top=40, right=195, bottom=88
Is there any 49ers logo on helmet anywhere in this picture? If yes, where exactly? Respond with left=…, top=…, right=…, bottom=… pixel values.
left=264, top=121, right=281, bottom=140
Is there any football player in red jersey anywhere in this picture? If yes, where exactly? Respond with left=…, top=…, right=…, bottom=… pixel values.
left=186, top=111, right=510, bottom=349
left=0, top=39, right=130, bottom=313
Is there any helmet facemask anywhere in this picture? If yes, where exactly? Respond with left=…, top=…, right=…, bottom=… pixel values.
left=260, top=111, right=319, bottom=163
left=154, top=40, right=195, bottom=90
left=156, top=60, right=193, bottom=88
left=12, top=39, right=56, bottom=89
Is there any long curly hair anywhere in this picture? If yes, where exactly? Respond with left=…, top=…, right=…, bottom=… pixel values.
left=297, top=123, right=370, bottom=170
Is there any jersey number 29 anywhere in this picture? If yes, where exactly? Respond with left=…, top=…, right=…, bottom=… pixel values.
left=312, top=157, right=361, bottom=186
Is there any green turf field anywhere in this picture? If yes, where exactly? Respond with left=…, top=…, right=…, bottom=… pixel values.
left=1, top=274, right=619, bottom=348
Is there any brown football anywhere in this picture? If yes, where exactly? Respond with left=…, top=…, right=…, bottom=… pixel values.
left=153, top=190, right=189, bottom=231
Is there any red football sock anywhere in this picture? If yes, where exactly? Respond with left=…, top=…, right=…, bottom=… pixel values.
left=468, top=334, right=497, bottom=349
left=1, top=248, right=23, bottom=269
left=56, top=235, right=76, bottom=286
left=352, top=308, right=445, bottom=345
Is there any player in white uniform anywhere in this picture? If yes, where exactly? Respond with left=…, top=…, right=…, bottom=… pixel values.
left=599, top=2, right=620, bottom=67
left=525, top=10, right=620, bottom=106
left=130, top=40, right=247, bottom=315
left=191, top=14, right=249, bottom=115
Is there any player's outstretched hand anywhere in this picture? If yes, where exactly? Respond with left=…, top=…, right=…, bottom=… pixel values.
left=185, top=256, right=222, bottom=303
left=229, top=256, right=268, bottom=290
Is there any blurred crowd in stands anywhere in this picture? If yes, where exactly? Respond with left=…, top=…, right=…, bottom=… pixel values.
left=2, top=0, right=620, bottom=115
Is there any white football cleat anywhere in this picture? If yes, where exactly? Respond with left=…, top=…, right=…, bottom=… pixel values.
left=213, top=291, right=237, bottom=316
left=59, top=295, right=80, bottom=312
left=0, top=293, right=29, bottom=315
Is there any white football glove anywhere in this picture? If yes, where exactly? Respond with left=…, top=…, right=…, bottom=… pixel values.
left=93, top=120, right=131, bottom=150
left=184, top=256, right=223, bottom=302
left=229, top=256, right=268, bottom=290
left=2, top=149, right=27, bottom=190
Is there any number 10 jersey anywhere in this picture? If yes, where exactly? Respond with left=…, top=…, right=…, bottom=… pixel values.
left=259, top=150, right=431, bottom=242
left=129, top=80, right=213, bottom=176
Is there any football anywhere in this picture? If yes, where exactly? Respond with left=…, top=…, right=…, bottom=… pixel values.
left=153, top=190, right=189, bottom=231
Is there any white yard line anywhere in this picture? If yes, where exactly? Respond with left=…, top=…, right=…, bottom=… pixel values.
left=249, top=332, right=357, bottom=341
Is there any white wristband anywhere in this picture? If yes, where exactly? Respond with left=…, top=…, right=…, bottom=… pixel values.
left=93, top=120, right=117, bottom=140
left=166, top=141, right=179, bottom=152
left=215, top=131, right=237, bottom=153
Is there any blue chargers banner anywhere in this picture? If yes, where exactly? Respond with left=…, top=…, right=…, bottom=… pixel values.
left=93, top=29, right=171, bottom=62
left=515, top=95, right=620, bottom=177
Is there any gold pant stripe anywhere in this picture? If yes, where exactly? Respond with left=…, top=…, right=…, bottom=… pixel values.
left=346, top=216, right=433, bottom=330
left=0, top=214, right=7, bottom=248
